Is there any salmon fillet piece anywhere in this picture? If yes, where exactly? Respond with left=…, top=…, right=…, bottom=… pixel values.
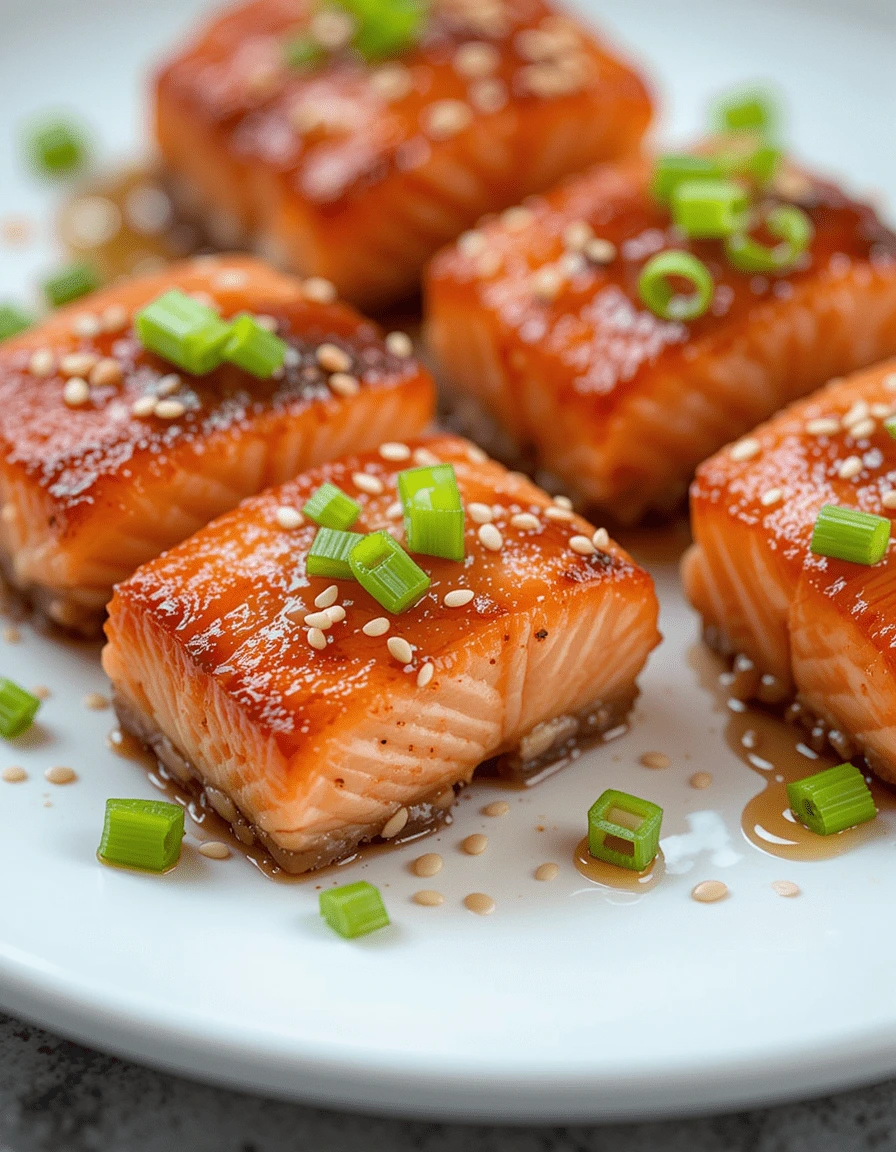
left=683, top=361, right=896, bottom=780
left=425, top=158, right=896, bottom=522
left=0, top=255, right=434, bottom=633
left=101, top=434, right=660, bottom=873
left=154, top=0, right=653, bottom=311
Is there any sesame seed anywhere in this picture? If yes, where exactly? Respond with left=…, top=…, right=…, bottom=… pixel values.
left=83, top=692, right=109, bottom=710
left=307, top=628, right=327, bottom=650
left=3, top=627, right=20, bottom=644
left=422, top=99, right=473, bottom=140
left=871, top=403, right=892, bottom=418
left=385, top=500, right=403, bottom=519
left=689, top=771, right=713, bottom=789
left=553, top=495, right=573, bottom=509
left=214, top=268, right=249, bottom=290
left=275, top=505, right=303, bottom=530
left=842, top=400, right=870, bottom=427
left=849, top=418, right=876, bottom=439
left=2, top=766, right=26, bottom=783
left=154, top=399, right=186, bottom=420
left=156, top=373, right=182, bottom=397
left=379, top=441, right=411, bottom=461
left=535, top=862, right=559, bottom=882
left=592, top=527, right=610, bottom=549
left=417, top=662, right=434, bottom=688
left=482, top=801, right=509, bottom=817
left=413, top=447, right=440, bottom=467
left=462, top=833, right=488, bottom=855
left=31, top=684, right=50, bottom=700
left=29, top=350, right=55, bottom=377
left=304, top=611, right=333, bottom=629
left=131, top=396, right=157, bottom=418
left=101, top=305, right=129, bottom=333
left=569, top=534, right=595, bottom=555
left=319, top=606, right=343, bottom=627
left=469, top=78, right=508, bottom=114
left=352, top=471, right=384, bottom=495
left=466, top=444, right=487, bottom=463
left=363, top=617, right=391, bottom=637
left=369, top=63, right=413, bottom=102
left=89, top=358, right=124, bottom=388
left=884, top=373, right=896, bottom=391
left=584, top=238, right=617, bottom=265
left=760, top=487, right=783, bottom=507
left=729, top=437, right=761, bottom=462
left=463, top=892, right=495, bottom=915
left=476, top=250, right=502, bottom=278
left=413, top=853, right=443, bottom=877
left=544, top=506, right=573, bottom=522
left=316, top=343, right=352, bottom=373
left=458, top=230, right=486, bottom=258
left=387, top=636, right=413, bottom=664
left=771, top=880, right=801, bottom=898
left=560, top=251, right=586, bottom=278
left=453, top=40, right=501, bottom=78
left=478, top=523, right=503, bottom=551
left=60, top=352, right=98, bottom=377
left=510, top=512, right=540, bottom=530
left=806, top=417, right=841, bottom=436
left=640, top=751, right=670, bottom=769
left=381, top=806, right=409, bottom=839
left=72, top=313, right=101, bottom=338
left=63, top=378, right=90, bottom=407
left=198, top=841, right=231, bottom=860
left=882, top=491, right=896, bottom=510
left=309, top=7, right=355, bottom=48
left=444, top=589, right=475, bottom=608
left=413, top=889, right=444, bottom=906
left=838, top=455, right=863, bottom=480
left=468, top=502, right=493, bottom=524
left=45, top=765, right=76, bottom=785
left=314, top=586, right=339, bottom=610
left=255, top=315, right=278, bottom=332
left=518, top=60, right=586, bottom=98
left=531, top=264, right=564, bottom=302
left=329, top=372, right=360, bottom=397
left=563, top=220, right=594, bottom=251
left=501, top=206, right=534, bottom=231
left=302, top=277, right=337, bottom=304
left=385, top=331, right=413, bottom=358
left=691, top=880, right=728, bottom=903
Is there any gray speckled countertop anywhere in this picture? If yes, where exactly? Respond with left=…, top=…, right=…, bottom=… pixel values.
left=2, top=1014, right=895, bottom=1152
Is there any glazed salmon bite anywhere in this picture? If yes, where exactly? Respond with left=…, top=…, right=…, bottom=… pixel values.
left=101, top=434, right=660, bottom=874
left=153, top=0, right=653, bottom=310
left=0, top=255, right=434, bottom=633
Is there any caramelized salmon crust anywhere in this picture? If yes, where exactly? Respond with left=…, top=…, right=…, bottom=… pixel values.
left=102, top=434, right=661, bottom=873
left=425, top=158, right=896, bottom=523
left=153, top=0, right=653, bottom=311
left=0, top=255, right=434, bottom=635
left=683, top=361, right=896, bottom=782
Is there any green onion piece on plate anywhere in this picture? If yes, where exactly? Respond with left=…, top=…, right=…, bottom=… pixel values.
left=786, top=763, right=877, bottom=836
left=725, top=204, right=813, bottom=274
left=587, top=788, right=663, bottom=872
left=43, top=262, right=100, bottom=308
left=336, top=0, right=425, bottom=59
left=307, top=527, right=363, bottom=579
left=712, top=86, right=779, bottom=138
left=0, top=678, right=41, bottom=739
left=397, top=463, right=465, bottom=561
left=350, top=530, right=430, bottom=613
left=283, top=33, right=326, bottom=70
left=651, top=154, right=725, bottom=206
left=671, top=179, right=750, bottom=239
left=223, top=313, right=287, bottom=378
left=715, top=138, right=781, bottom=187
left=319, top=880, right=390, bottom=938
left=302, top=482, right=361, bottom=530
left=0, top=303, right=32, bottom=342
left=25, top=114, right=90, bottom=177
left=810, top=503, right=890, bottom=566
left=98, top=798, right=186, bottom=872
left=135, top=289, right=231, bottom=376
left=638, top=250, right=714, bottom=322
left=884, top=416, right=896, bottom=441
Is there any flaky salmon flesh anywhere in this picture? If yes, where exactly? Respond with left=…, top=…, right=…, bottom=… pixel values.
left=425, top=159, right=896, bottom=523
left=683, top=361, right=896, bottom=781
left=102, top=434, right=660, bottom=873
left=154, top=0, right=653, bottom=311
left=0, top=255, right=434, bottom=634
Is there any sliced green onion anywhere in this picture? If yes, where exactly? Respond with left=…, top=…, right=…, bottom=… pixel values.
left=397, top=463, right=465, bottom=561
left=651, top=154, right=725, bottom=205
left=671, top=179, right=749, bottom=239
left=810, top=503, right=890, bottom=566
left=135, top=289, right=231, bottom=376
left=97, top=798, right=185, bottom=872
left=712, top=86, right=778, bottom=138
left=787, top=763, right=877, bottom=836
left=0, top=303, right=32, bottom=342
left=223, top=313, right=287, bottom=378
left=638, top=250, right=714, bottom=322
left=715, top=138, right=782, bottom=187
left=307, top=528, right=363, bottom=579
left=350, top=530, right=430, bottom=613
left=283, top=33, right=326, bottom=70
left=302, top=482, right=361, bottom=530
left=334, top=0, right=424, bottom=59
left=42, top=262, right=100, bottom=308
left=319, top=880, right=390, bottom=938
left=24, top=114, right=90, bottom=177
left=0, top=678, right=41, bottom=739
left=587, top=788, right=663, bottom=872
left=725, top=204, right=813, bottom=274
left=884, top=416, right=896, bottom=441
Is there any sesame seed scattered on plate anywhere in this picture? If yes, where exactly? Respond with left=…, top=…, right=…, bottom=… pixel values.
left=544, top=506, right=573, bottom=522
left=275, top=506, right=303, bottom=530
left=316, top=343, right=352, bottom=373
left=329, top=372, right=360, bottom=397
left=381, top=807, right=409, bottom=839
left=363, top=617, right=390, bottom=637
left=2, top=766, right=26, bottom=783
left=413, top=853, right=443, bottom=877
left=302, top=277, right=337, bottom=304
left=462, top=833, right=488, bottom=856
left=89, top=359, right=124, bottom=388
left=760, top=487, right=783, bottom=507
left=387, top=636, right=413, bottom=664
left=307, top=628, right=327, bottom=650
left=771, top=880, right=801, bottom=898
left=501, top=205, right=534, bottom=231
left=691, top=880, right=728, bottom=903
left=535, top=862, right=559, bottom=882
left=154, top=399, right=186, bottom=421
left=463, top=892, right=495, bottom=915
left=198, top=841, right=232, bottom=860
left=882, top=491, right=896, bottom=510
left=131, top=396, right=157, bottom=418
left=806, top=417, right=841, bottom=436
left=689, top=772, right=713, bottom=790
left=29, top=350, right=55, bottom=377
left=413, top=889, right=444, bottom=906
left=510, top=513, right=540, bottom=530
left=592, top=527, right=610, bottom=549
left=478, top=523, right=503, bottom=551
left=155, top=373, right=181, bottom=397
left=45, top=765, right=76, bottom=785
left=729, top=437, right=761, bottom=462
left=83, top=692, right=109, bottom=711
left=325, top=605, right=346, bottom=624
left=444, top=589, right=475, bottom=608
left=352, top=472, right=384, bottom=495
left=640, top=751, right=670, bottom=770
left=482, top=801, right=510, bottom=817
left=63, top=378, right=90, bottom=407
left=417, top=663, right=434, bottom=688
left=837, top=455, right=863, bottom=480
left=466, top=444, right=487, bottom=464
left=569, top=535, right=595, bottom=555
left=379, top=441, right=411, bottom=461
left=304, top=611, right=333, bottom=630
left=385, top=331, right=413, bottom=358
left=468, top=502, right=493, bottom=524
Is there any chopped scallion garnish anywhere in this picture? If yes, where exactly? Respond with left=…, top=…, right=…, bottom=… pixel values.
left=715, top=138, right=781, bottom=187
left=307, top=527, right=363, bottom=579
left=223, top=314, right=287, bottom=378
left=319, top=880, right=390, bottom=938
left=637, top=250, right=714, bottom=322
left=884, top=416, right=896, bottom=441
left=725, top=204, right=813, bottom=274
left=712, top=86, right=779, bottom=138
left=97, top=798, right=185, bottom=872
left=0, top=303, right=32, bottom=343
left=302, top=482, right=361, bottom=530
left=25, top=114, right=90, bottom=177
left=334, top=0, right=424, bottom=59
left=43, top=262, right=99, bottom=308
left=810, top=504, right=890, bottom=566
left=787, top=763, right=877, bottom=836
left=651, top=154, right=725, bottom=206
left=0, top=678, right=41, bottom=739
left=397, top=463, right=465, bottom=561
left=135, top=289, right=231, bottom=376
left=587, top=788, right=663, bottom=872
left=350, top=530, right=430, bottom=613
left=671, top=179, right=749, bottom=239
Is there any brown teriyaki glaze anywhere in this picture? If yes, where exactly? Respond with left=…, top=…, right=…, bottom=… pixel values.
left=573, top=836, right=664, bottom=890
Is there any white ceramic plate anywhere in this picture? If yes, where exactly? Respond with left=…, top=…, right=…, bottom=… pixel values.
left=1, top=0, right=896, bottom=1124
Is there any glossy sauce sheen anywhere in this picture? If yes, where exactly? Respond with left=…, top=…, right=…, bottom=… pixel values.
left=573, top=836, right=664, bottom=890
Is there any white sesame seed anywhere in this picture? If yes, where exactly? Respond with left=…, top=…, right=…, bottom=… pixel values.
left=131, top=395, right=157, bottom=418
left=29, top=349, right=55, bottom=377
left=154, top=399, right=187, bottom=420
left=462, top=833, right=488, bottom=855
left=466, top=444, right=487, bottom=464
left=329, top=372, right=360, bottom=397
left=302, top=277, right=337, bottom=304
left=254, top=314, right=278, bottom=332
left=458, top=230, right=486, bottom=258
left=842, top=400, right=871, bottom=428
left=325, top=604, right=346, bottom=623
left=387, top=636, right=414, bottom=664
left=838, top=455, right=863, bottom=480
left=510, top=512, right=540, bottom=530
left=385, top=331, right=413, bottom=358
left=559, top=251, right=586, bottom=278
left=468, top=502, right=493, bottom=524
left=592, top=527, right=610, bottom=549
left=62, top=378, right=90, bottom=407
left=531, top=264, right=564, bottom=302
left=729, top=437, right=761, bottom=462
left=501, top=206, right=534, bottom=231
left=198, top=841, right=231, bottom=860
left=72, top=313, right=101, bottom=338
left=310, top=6, right=355, bottom=48
left=553, top=494, right=573, bottom=509
left=444, top=589, right=475, bottom=607
left=60, top=352, right=98, bottom=377
left=83, top=692, right=109, bottom=711
left=806, top=418, right=841, bottom=436
left=304, top=611, right=334, bottom=629
left=45, top=765, right=76, bottom=785
left=417, top=662, right=434, bottom=688
left=101, top=305, right=129, bottom=333
left=379, top=441, right=411, bottom=461
left=155, top=373, right=182, bottom=397
left=2, top=766, right=26, bottom=783
left=884, top=373, right=896, bottom=391
left=214, top=268, right=248, bottom=290
left=363, top=617, right=390, bottom=637
left=872, top=403, right=892, bottom=419
left=469, top=78, right=508, bottom=114
left=476, top=250, right=502, bottom=278
left=849, top=418, right=876, bottom=439
left=381, top=807, right=409, bottom=839
left=760, top=488, right=783, bottom=507
left=352, top=471, right=384, bottom=495
left=314, top=585, right=339, bottom=609
left=316, top=343, right=352, bottom=373
left=275, top=506, right=303, bottom=530
left=544, top=506, right=574, bottom=522
left=422, top=99, right=473, bottom=140
left=413, top=447, right=440, bottom=467
left=369, top=63, right=413, bottom=102
left=478, top=523, right=503, bottom=551
left=563, top=220, right=594, bottom=251
left=385, top=500, right=403, bottom=519
left=569, top=534, right=595, bottom=555
left=89, top=358, right=124, bottom=388
left=307, top=627, right=327, bottom=650
left=453, top=40, right=501, bottom=78
left=584, top=238, right=617, bottom=265
left=882, top=491, right=896, bottom=510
